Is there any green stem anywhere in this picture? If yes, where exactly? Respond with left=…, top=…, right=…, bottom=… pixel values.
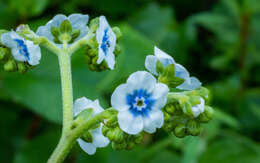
left=58, top=51, right=74, bottom=133
left=47, top=108, right=116, bottom=163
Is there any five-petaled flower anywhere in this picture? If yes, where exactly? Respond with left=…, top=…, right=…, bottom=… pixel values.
left=36, top=14, right=89, bottom=44
left=191, top=97, right=205, bottom=117
left=1, top=31, right=41, bottom=65
left=145, top=46, right=201, bottom=90
left=96, top=16, right=116, bottom=70
left=111, top=71, right=169, bottom=135
left=74, top=97, right=109, bottom=155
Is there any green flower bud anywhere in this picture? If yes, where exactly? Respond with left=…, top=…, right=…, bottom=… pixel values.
left=112, top=142, right=126, bottom=150
left=174, top=124, right=186, bottom=138
left=81, top=131, right=93, bottom=143
left=17, top=62, right=27, bottom=73
left=186, top=120, right=201, bottom=136
left=198, top=106, right=214, bottom=123
left=0, top=47, right=9, bottom=60
left=4, top=60, right=17, bottom=72
left=112, top=27, right=122, bottom=40
left=89, top=17, right=99, bottom=32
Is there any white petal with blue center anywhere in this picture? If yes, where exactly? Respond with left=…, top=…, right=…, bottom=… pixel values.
left=1, top=31, right=41, bottom=65
left=96, top=16, right=116, bottom=70
left=111, top=71, right=169, bottom=135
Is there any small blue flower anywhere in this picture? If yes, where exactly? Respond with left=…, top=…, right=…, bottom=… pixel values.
left=96, top=16, right=116, bottom=70
left=145, top=46, right=201, bottom=90
left=36, top=14, right=89, bottom=44
left=74, top=97, right=109, bottom=155
left=111, top=71, right=169, bottom=135
left=1, top=31, right=41, bottom=65
left=191, top=98, right=205, bottom=117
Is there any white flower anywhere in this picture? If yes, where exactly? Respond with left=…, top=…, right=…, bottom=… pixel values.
left=111, top=71, right=169, bottom=135
left=96, top=16, right=116, bottom=70
left=74, top=97, right=109, bottom=155
left=1, top=31, right=41, bottom=65
left=191, top=98, right=205, bottom=117
left=36, top=14, right=89, bottom=43
left=145, top=46, right=201, bottom=90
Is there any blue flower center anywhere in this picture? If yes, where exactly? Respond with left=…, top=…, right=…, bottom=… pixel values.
left=101, top=28, right=110, bottom=55
left=14, top=39, right=30, bottom=61
left=126, top=89, right=155, bottom=117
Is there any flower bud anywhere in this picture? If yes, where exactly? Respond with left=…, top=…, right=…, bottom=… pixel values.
left=186, top=120, right=201, bottom=136
left=174, top=124, right=186, bottom=138
left=4, top=60, right=17, bottom=72
left=81, top=131, right=93, bottom=143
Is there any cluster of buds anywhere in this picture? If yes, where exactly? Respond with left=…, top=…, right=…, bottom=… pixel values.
left=163, top=87, right=213, bottom=137
left=102, top=112, right=144, bottom=150
left=85, top=17, right=122, bottom=72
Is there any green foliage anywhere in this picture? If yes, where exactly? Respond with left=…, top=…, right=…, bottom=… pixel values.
left=0, top=0, right=260, bottom=162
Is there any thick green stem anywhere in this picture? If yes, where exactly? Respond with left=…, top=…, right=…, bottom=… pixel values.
left=58, top=52, right=74, bottom=133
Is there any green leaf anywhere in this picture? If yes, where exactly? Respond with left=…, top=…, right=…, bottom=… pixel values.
left=199, top=136, right=260, bottom=163
left=14, top=129, right=60, bottom=163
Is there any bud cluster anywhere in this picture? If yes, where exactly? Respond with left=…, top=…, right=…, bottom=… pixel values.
left=163, top=87, right=214, bottom=138
left=102, top=114, right=144, bottom=150
left=85, top=18, right=122, bottom=72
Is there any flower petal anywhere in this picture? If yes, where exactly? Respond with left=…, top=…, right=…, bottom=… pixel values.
left=36, top=14, right=67, bottom=41
left=26, top=40, right=41, bottom=65
left=143, top=110, right=164, bottom=133
left=68, top=14, right=89, bottom=40
left=126, top=71, right=157, bottom=92
left=177, top=77, right=201, bottom=90
left=145, top=55, right=158, bottom=76
left=151, top=83, right=169, bottom=110
left=73, top=97, right=92, bottom=116
left=111, top=84, right=133, bottom=111
left=104, top=51, right=115, bottom=70
left=192, top=98, right=205, bottom=117
left=91, top=125, right=110, bottom=147
left=77, top=139, right=97, bottom=155
left=118, top=110, right=143, bottom=135
left=154, top=46, right=174, bottom=60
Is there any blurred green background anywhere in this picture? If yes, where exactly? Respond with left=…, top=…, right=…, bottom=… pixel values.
left=0, top=0, right=260, bottom=162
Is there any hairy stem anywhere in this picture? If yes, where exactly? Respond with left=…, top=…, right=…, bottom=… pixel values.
left=58, top=51, right=74, bottom=133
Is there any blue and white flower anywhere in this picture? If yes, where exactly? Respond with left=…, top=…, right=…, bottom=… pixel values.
left=145, top=46, right=201, bottom=90
left=111, top=71, right=169, bottom=135
left=1, top=31, right=41, bottom=65
left=36, top=14, right=89, bottom=43
left=191, top=98, right=205, bottom=117
left=96, top=16, right=116, bottom=70
left=74, top=97, right=109, bottom=155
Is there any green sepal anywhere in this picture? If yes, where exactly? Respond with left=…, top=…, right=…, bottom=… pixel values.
left=158, top=63, right=185, bottom=88
left=17, top=63, right=27, bottom=73
left=69, top=29, right=81, bottom=43
left=156, top=60, right=164, bottom=75
left=51, top=26, right=60, bottom=38
left=81, top=131, right=93, bottom=143
left=60, top=20, right=73, bottom=34
left=73, top=109, right=94, bottom=127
